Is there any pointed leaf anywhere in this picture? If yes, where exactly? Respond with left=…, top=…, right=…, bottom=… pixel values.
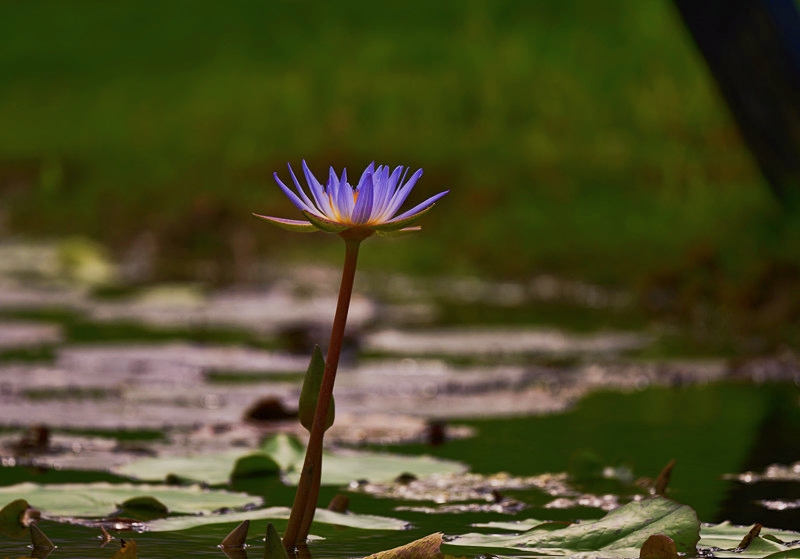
left=298, top=346, right=334, bottom=432
left=264, top=522, right=290, bottom=559
left=30, top=523, right=54, bottom=550
left=221, top=520, right=250, bottom=548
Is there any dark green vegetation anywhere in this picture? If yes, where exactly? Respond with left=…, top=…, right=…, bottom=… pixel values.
left=2, top=0, right=799, bottom=339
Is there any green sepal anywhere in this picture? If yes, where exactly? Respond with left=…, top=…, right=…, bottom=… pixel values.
left=252, top=214, right=318, bottom=233
left=376, top=226, right=421, bottom=238
left=371, top=204, right=435, bottom=232
left=298, top=346, right=334, bottom=432
left=301, top=211, right=349, bottom=233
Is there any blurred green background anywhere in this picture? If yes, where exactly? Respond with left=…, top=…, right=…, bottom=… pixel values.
left=1, top=0, right=798, bottom=340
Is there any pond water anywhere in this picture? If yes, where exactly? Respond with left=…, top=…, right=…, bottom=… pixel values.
left=0, top=246, right=799, bottom=558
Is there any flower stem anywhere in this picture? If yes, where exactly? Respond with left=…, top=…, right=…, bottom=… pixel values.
left=282, top=238, right=362, bottom=550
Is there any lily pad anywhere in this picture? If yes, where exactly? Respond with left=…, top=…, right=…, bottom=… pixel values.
left=697, top=522, right=800, bottom=558
left=116, top=434, right=465, bottom=486
left=145, top=506, right=409, bottom=532
left=446, top=497, right=699, bottom=557
left=0, top=483, right=260, bottom=517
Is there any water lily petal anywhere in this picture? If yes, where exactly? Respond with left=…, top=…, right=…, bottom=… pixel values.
left=379, top=168, right=424, bottom=221
left=388, top=189, right=450, bottom=222
left=335, top=168, right=355, bottom=220
left=371, top=165, right=402, bottom=220
left=352, top=172, right=374, bottom=224
left=253, top=214, right=318, bottom=233
left=371, top=203, right=437, bottom=232
left=273, top=173, right=313, bottom=213
left=356, top=162, right=376, bottom=191
left=301, top=161, right=333, bottom=216
left=288, top=164, right=324, bottom=217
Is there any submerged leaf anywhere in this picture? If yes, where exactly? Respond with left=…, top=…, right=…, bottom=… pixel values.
left=364, top=532, right=444, bottom=559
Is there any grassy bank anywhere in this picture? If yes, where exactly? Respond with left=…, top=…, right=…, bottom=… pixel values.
left=1, top=0, right=798, bottom=334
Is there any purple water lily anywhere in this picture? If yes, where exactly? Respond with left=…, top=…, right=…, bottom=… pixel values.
left=255, top=161, right=448, bottom=237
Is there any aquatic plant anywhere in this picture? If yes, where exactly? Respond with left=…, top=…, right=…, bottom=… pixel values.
left=256, top=161, right=448, bottom=549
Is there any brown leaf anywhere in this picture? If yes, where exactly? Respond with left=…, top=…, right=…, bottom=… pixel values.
left=30, top=524, right=54, bottom=550
left=363, top=533, right=444, bottom=559
left=654, top=459, right=676, bottom=496
left=221, top=520, right=250, bottom=549
left=736, top=524, right=762, bottom=551
left=639, top=534, right=678, bottom=559
left=111, top=538, right=138, bottom=559
left=327, top=494, right=350, bottom=513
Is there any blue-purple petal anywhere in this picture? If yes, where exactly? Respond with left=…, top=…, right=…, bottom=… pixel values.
left=381, top=168, right=423, bottom=219
left=301, top=161, right=333, bottom=216
left=273, top=173, right=313, bottom=213
left=352, top=171, right=374, bottom=224
left=286, top=164, right=320, bottom=216
left=386, top=189, right=450, bottom=222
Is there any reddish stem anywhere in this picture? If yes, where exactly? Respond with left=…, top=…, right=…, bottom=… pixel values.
left=283, top=238, right=362, bottom=549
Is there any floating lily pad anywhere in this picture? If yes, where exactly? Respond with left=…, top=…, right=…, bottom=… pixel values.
left=146, top=506, right=409, bottom=532
left=0, top=483, right=260, bottom=517
left=116, top=434, right=465, bottom=486
left=697, top=521, right=800, bottom=558
left=447, top=497, right=699, bottom=557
